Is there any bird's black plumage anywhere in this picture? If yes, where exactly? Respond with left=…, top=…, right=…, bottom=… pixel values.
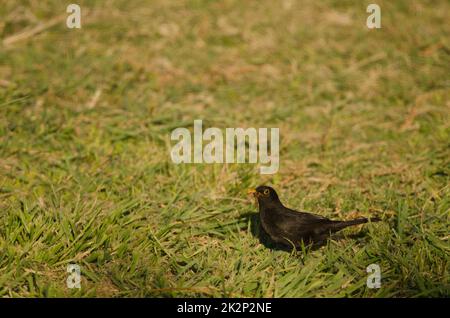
left=249, top=186, right=381, bottom=248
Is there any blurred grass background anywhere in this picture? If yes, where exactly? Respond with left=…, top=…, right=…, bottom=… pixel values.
left=0, top=0, right=449, bottom=297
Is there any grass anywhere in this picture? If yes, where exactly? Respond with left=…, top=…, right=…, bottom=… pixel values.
left=0, top=0, right=449, bottom=297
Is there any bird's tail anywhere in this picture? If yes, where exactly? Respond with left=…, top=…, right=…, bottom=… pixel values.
left=329, top=217, right=381, bottom=232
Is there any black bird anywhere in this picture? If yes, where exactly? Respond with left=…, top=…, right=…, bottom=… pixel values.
left=248, top=186, right=381, bottom=248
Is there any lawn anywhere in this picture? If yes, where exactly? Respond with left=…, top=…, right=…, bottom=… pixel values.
left=0, top=0, right=449, bottom=297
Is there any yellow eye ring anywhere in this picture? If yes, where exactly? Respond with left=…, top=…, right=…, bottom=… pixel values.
left=264, top=189, right=270, bottom=195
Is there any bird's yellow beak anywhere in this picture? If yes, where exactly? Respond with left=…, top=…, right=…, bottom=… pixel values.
left=248, top=188, right=259, bottom=205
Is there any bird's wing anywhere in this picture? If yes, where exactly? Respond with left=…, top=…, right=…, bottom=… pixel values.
left=272, top=207, right=332, bottom=238
left=282, top=207, right=329, bottom=221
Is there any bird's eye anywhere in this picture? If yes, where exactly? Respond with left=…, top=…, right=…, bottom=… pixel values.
left=263, top=189, right=270, bottom=195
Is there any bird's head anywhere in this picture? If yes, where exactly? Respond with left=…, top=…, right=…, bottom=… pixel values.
left=248, top=185, right=281, bottom=207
